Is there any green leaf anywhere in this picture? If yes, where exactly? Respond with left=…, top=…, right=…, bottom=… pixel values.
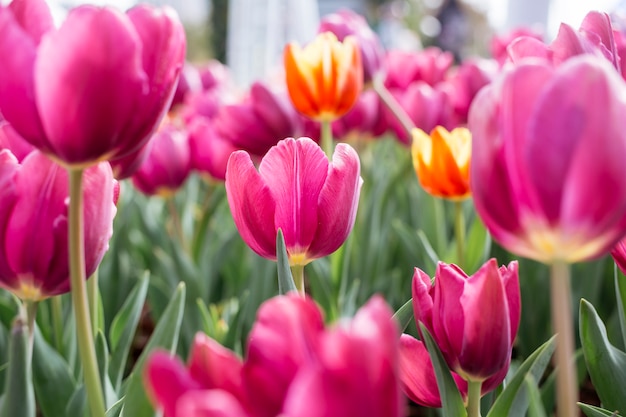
left=95, top=330, right=118, bottom=408
left=119, top=282, right=186, bottom=417
left=276, top=229, right=296, bottom=295
left=64, top=386, right=86, bottom=417
left=32, top=325, right=76, bottom=417
left=109, top=273, right=149, bottom=389
left=463, top=215, right=491, bottom=273
left=486, top=335, right=556, bottom=417
left=416, top=230, right=440, bottom=276
left=0, top=316, right=35, bottom=417
left=614, top=267, right=626, bottom=349
left=419, top=323, right=467, bottom=417
left=579, top=402, right=622, bottom=417
left=392, top=298, right=413, bottom=333
left=106, top=397, right=125, bottom=417
left=524, top=374, right=547, bottom=417
left=580, top=299, right=626, bottom=414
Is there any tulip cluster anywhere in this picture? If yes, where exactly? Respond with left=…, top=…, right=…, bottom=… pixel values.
left=145, top=294, right=403, bottom=417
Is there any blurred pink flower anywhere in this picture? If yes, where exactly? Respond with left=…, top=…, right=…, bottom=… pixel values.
left=0, top=0, right=186, bottom=167
left=0, top=120, right=34, bottom=162
left=0, top=150, right=116, bottom=301
left=384, top=48, right=454, bottom=90
left=145, top=294, right=402, bottom=417
left=332, top=89, right=387, bottom=141
left=490, top=26, right=543, bottom=65
left=469, top=55, right=626, bottom=263
left=225, top=137, right=362, bottom=266
left=187, top=118, right=237, bottom=181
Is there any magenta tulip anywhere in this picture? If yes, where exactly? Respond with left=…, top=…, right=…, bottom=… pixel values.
left=187, top=118, right=237, bottom=182
left=332, top=89, right=387, bottom=141
left=0, top=150, right=116, bottom=301
left=225, top=137, right=362, bottom=266
left=0, top=120, right=34, bottom=162
left=144, top=294, right=402, bottom=417
left=469, top=55, right=626, bottom=263
left=318, top=9, right=386, bottom=84
left=0, top=0, right=186, bottom=167
left=399, top=259, right=519, bottom=404
left=611, top=237, right=626, bottom=276
left=384, top=48, right=454, bottom=90
left=131, top=121, right=191, bottom=197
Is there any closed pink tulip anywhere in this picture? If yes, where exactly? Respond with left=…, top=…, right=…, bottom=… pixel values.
left=469, top=56, right=626, bottom=263
left=225, top=137, right=362, bottom=266
left=399, top=260, right=519, bottom=404
left=0, top=150, right=116, bottom=301
left=0, top=0, right=185, bottom=167
left=144, top=294, right=402, bottom=417
left=131, top=121, right=191, bottom=197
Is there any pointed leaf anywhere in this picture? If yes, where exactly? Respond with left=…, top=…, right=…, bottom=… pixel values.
left=524, top=374, right=548, bottom=417
left=486, top=335, right=556, bottom=417
left=579, top=402, right=622, bottom=417
left=106, top=397, right=125, bottom=417
left=109, top=273, right=149, bottom=389
left=580, top=299, right=626, bottom=414
left=419, top=322, right=467, bottom=416
left=614, top=267, right=626, bottom=349
left=277, top=229, right=297, bottom=294
left=95, top=330, right=118, bottom=409
left=464, top=215, right=491, bottom=273
left=392, top=298, right=414, bottom=333
left=0, top=316, right=35, bottom=417
left=120, top=283, right=186, bottom=417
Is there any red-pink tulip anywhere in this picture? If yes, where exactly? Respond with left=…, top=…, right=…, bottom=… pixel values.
left=0, top=0, right=186, bottom=167
left=469, top=55, right=626, bottom=263
left=225, top=137, right=362, bottom=266
left=144, top=294, right=402, bottom=417
left=399, top=260, right=519, bottom=404
left=332, top=89, right=387, bottom=141
left=131, top=121, right=191, bottom=197
left=611, top=237, right=626, bottom=276
left=0, top=150, right=116, bottom=301
left=187, top=118, right=237, bottom=182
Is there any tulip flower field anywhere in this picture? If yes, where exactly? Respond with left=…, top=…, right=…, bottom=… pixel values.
left=2, top=1, right=626, bottom=417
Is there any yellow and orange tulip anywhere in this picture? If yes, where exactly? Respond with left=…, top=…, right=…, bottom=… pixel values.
left=411, top=126, right=471, bottom=200
left=284, top=32, right=363, bottom=121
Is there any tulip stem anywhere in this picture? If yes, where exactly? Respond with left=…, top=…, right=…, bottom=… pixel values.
left=467, top=380, right=482, bottom=417
left=68, top=168, right=106, bottom=417
left=550, top=261, right=577, bottom=417
left=23, top=300, right=37, bottom=354
left=167, top=197, right=187, bottom=252
left=321, top=119, right=334, bottom=158
left=372, top=77, right=415, bottom=139
left=291, top=264, right=305, bottom=296
left=87, top=269, right=99, bottom=333
left=454, top=200, right=466, bottom=268
left=51, top=295, right=64, bottom=354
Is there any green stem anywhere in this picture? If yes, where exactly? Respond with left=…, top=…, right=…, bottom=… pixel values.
left=23, top=301, right=37, bottom=354
left=87, top=268, right=99, bottom=333
left=454, top=200, right=466, bottom=268
left=321, top=119, right=333, bottom=158
left=68, top=168, right=106, bottom=417
left=51, top=295, right=64, bottom=354
left=167, top=197, right=187, bottom=252
left=372, top=77, right=415, bottom=140
left=290, top=264, right=305, bottom=297
left=467, top=380, right=482, bottom=417
left=550, top=261, right=577, bottom=417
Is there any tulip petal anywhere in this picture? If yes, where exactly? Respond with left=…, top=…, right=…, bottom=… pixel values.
left=580, top=11, right=618, bottom=68
left=0, top=151, right=19, bottom=290
left=243, top=294, right=324, bottom=417
left=176, top=390, right=250, bottom=417
left=307, top=143, right=361, bottom=259
left=258, top=138, right=328, bottom=258
left=507, top=36, right=552, bottom=63
left=225, top=151, right=277, bottom=259
left=0, top=7, right=47, bottom=146
left=34, top=6, right=147, bottom=164
left=501, top=261, right=521, bottom=342
left=8, top=0, right=54, bottom=44
left=411, top=267, right=434, bottom=330
left=144, top=350, right=202, bottom=417
left=433, top=262, right=466, bottom=362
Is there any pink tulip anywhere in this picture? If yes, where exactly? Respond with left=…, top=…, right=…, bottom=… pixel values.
left=144, top=294, right=402, bottom=417
left=332, top=89, right=387, bottom=141
left=489, top=26, right=543, bottom=65
left=214, top=82, right=304, bottom=159
left=0, top=150, right=116, bottom=301
left=611, top=237, right=626, bottom=276
left=187, top=118, right=237, bottom=182
left=399, top=260, right=519, bottom=404
left=0, top=120, right=34, bottom=162
left=131, top=121, right=191, bottom=197
left=225, top=137, right=362, bottom=266
left=384, top=48, right=454, bottom=90
left=469, top=55, right=626, bottom=263
left=109, top=142, right=151, bottom=180
left=0, top=0, right=185, bottom=167
left=318, top=9, right=386, bottom=84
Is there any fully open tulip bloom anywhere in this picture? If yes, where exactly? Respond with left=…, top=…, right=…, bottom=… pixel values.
left=399, top=260, right=520, bottom=405
left=469, top=56, right=626, bottom=263
left=411, top=126, right=471, bottom=200
left=0, top=150, right=116, bottom=301
left=144, top=294, right=402, bottom=417
left=0, top=0, right=186, bottom=167
left=225, top=137, right=362, bottom=266
left=284, top=32, right=363, bottom=121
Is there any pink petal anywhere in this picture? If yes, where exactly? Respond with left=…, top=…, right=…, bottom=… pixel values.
left=258, top=138, right=328, bottom=258
left=0, top=7, right=47, bottom=146
left=225, top=151, right=277, bottom=259
left=411, top=267, right=434, bottom=330
left=176, top=390, right=250, bottom=417
left=8, top=0, right=53, bottom=44
left=507, top=36, right=552, bottom=63
left=144, top=350, right=202, bottom=417
left=243, top=294, right=324, bottom=417
left=500, top=261, right=521, bottom=342
left=0, top=151, right=19, bottom=290
left=0, top=121, right=34, bottom=161
left=432, top=262, right=467, bottom=364
left=34, top=6, right=147, bottom=164
left=188, top=118, right=236, bottom=181
left=580, top=11, right=619, bottom=69
left=188, top=333, right=245, bottom=400
left=307, top=143, right=362, bottom=259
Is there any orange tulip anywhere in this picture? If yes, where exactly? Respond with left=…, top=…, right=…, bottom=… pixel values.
left=284, top=32, right=363, bottom=121
left=411, top=126, right=471, bottom=200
